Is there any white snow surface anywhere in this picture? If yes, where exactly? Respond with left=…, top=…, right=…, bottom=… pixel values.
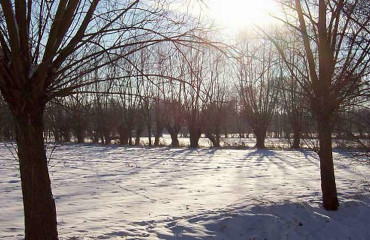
left=0, top=143, right=369, bottom=239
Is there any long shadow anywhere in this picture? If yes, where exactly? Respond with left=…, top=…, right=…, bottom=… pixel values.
left=243, top=149, right=276, bottom=162
left=153, top=198, right=370, bottom=240
left=243, top=149, right=304, bottom=170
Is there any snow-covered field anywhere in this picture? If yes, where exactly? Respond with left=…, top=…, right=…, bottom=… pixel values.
left=0, top=143, right=369, bottom=239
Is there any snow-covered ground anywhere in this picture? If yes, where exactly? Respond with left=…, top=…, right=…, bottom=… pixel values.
left=0, top=143, right=369, bottom=239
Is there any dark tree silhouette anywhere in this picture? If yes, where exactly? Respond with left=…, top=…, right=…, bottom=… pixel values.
left=269, top=0, right=370, bottom=210
left=0, top=1, right=206, bottom=238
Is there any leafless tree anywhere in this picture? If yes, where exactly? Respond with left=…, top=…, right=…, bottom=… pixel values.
left=182, top=45, right=207, bottom=148
left=277, top=34, right=308, bottom=148
left=0, top=1, right=208, bottom=238
left=269, top=0, right=370, bottom=210
left=202, top=51, right=229, bottom=147
left=238, top=37, right=281, bottom=149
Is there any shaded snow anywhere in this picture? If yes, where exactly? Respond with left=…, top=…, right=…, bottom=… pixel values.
left=0, top=143, right=369, bottom=239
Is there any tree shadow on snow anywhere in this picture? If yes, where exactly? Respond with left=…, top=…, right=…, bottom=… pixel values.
left=156, top=198, right=370, bottom=240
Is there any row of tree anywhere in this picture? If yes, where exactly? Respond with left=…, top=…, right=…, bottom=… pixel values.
left=0, top=0, right=369, bottom=238
left=1, top=78, right=368, bottom=150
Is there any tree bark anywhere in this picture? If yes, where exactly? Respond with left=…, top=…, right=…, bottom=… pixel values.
left=128, top=130, right=133, bottom=145
left=167, top=126, right=180, bottom=147
left=118, top=125, right=129, bottom=145
left=147, top=123, right=152, bottom=146
left=76, top=130, right=85, bottom=144
left=103, top=130, right=111, bottom=145
left=206, top=133, right=220, bottom=147
left=92, top=132, right=99, bottom=144
left=53, top=130, right=61, bottom=143
left=135, top=128, right=142, bottom=146
left=292, top=128, right=301, bottom=149
left=254, top=127, right=266, bottom=149
left=154, top=126, right=163, bottom=146
left=189, top=125, right=201, bottom=148
left=317, top=117, right=339, bottom=210
left=61, top=129, right=70, bottom=142
left=170, top=132, right=179, bottom=147
left=15, top=104, right=58, bottom=239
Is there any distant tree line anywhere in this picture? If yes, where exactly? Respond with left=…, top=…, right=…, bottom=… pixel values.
left=1, top=42, right=368, bottom=150
left=0, top=0, right=369, bottom=238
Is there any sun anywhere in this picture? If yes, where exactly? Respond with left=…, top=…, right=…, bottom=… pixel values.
left=207, top=0, right=280, bottom=32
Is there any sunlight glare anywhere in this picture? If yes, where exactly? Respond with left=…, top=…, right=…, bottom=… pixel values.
left=207, top=0, right=279, bottom=32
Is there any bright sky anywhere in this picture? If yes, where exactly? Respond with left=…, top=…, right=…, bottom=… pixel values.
left=175, top=0, right=281, bottom=36
left=207, top=0, right=280, bottom=31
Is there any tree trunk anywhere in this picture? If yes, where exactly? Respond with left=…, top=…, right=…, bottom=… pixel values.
left=317, top=117, right=339, bottom=210
left=154, top=127, right=162, bottom=146
left=61, top=130, right=70, bottom=142
left=206, top=133, right=220, bottom=147
left=215, top=134, right=220, bottom=147
left=147, top=123, right=152, bottom=147
left=103, top=131, right=111, bottom=145
left=167, top=126, right=180, bottom=147
left=15, top=105, right=58, bottom=239
left=76, top=131, right=85, bottom=144
left=129, top=130, right=133, bottom=145
left=91, top=130, right=99, bottom=144
left=292, top=129, right=301, bottom=149
left=135, top=128, right=142, bottom=146
left=170, top=132, right=179, bottom=147
left=254, top=127, right=266, bottom=149
left=53, top=130, right=60, bottom=143
left=189, top=126, right=201, bottom=148
left=118, top=125, right=129, bottom=145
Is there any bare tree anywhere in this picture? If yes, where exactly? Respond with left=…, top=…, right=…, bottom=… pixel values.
left=156, top=45, right=186, bottom=147
left=279, top=35, right=308, bottom=149
left=181, top=44, right=210, bottom=148
left=238, top=37, right=281, bottom=149
left=202, top=51, right=229, bottom=147
left=269, top=0, right=370, bottom=210
left=0, top=1, right=207, bottom=238
left=164, top=99, right=185, bottom=147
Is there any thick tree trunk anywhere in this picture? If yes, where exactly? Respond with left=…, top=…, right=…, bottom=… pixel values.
left=317, top=117, right=339, bottom=210
left=147, top=123, right=152, bottom=146
left=128, top=130, right=133, bottom=145
left=61, top=130, right=70, bottom=142
left=103, top=132, right=111, bottom=145
left=189, top=126, right=201, bottom=148
left=91, top=130, right=99, bottom=144
left=206, top=133, right=220, bottom=147
left=215, top=134, right=220, bottom=147
left=167, top=126, right=180, bottom=147
left=254, top=127, right=266, bottom=149
left=76, top=131, right=85, bottom=144
left=292, top=129, right=301, bottom=149
left=118, top=125, right=129, bottom=145
left=154, top=126, right=163, bottom=146
left=53, top=130, right=60, bottom=143
left=212, top=137, right=220, bottom=147
left=15, top=105, right=58, bottom=239
left=154, top=136, right=160, bottom=146
left=170, top=132, right=179, bottom=147
left=135, top=128, right=142, bottom=146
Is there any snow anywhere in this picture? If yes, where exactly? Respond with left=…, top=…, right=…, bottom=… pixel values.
left=0, top=143, right=369, bottom=239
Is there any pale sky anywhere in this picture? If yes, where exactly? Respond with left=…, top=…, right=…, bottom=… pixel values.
left=206, top=0, right=280, bottom=33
